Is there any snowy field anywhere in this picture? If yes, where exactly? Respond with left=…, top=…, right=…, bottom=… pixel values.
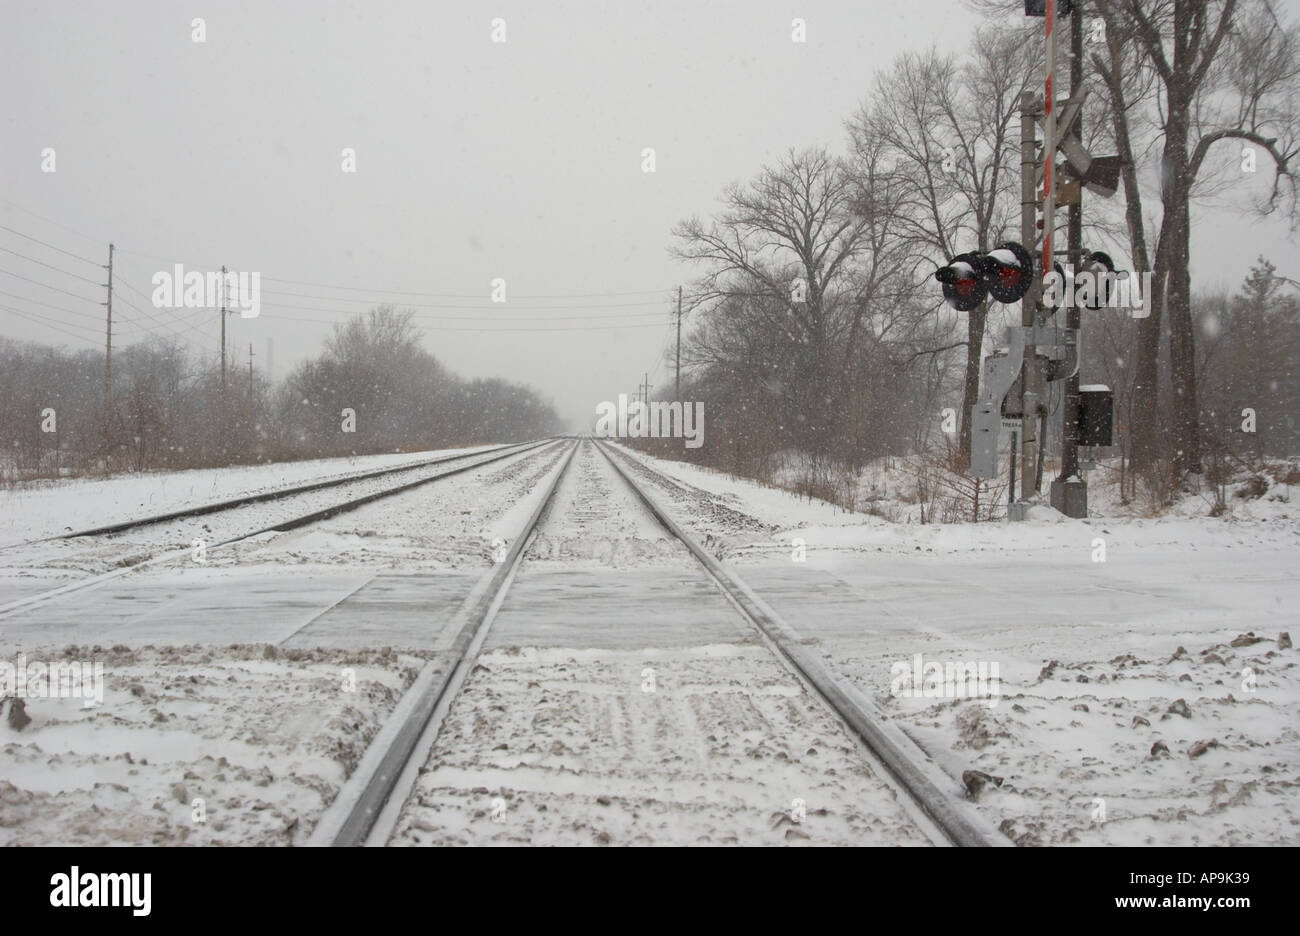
left=613, top=444, right=1300, bottom=845
left=0, top=439, right=1296, bottom=845
left=0, top=445, right=491, bottom=548
left=0, top=646, right=424, bottom=846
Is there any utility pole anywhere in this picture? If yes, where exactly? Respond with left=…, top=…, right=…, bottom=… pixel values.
left=103, top=243, right=114, bottom=465
left=1047, top=3, right=1091, bottom=519
left=640, top=373, right=651, bottom=406
left=248, top=342, right=255, bottom=398
left=219, top=264, right=228, bottom=397
left=1059, top=7, right=1084, bottom=484
left=675, top=286, right=683, bottom=403
left=219, top=264, right=229, bottom=442
left=1025, top=0, right=1058, bottom=504
left=1041, top=1, right=1057, bottom=303
left=1016, top=91, right=1041, bottom=513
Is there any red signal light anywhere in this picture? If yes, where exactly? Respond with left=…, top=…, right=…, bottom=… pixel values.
left=936, top=243, right=1034, bottom=309
left=934, top=253, right=988, bottom=311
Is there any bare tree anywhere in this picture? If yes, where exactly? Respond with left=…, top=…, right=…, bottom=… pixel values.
left=1091, top=0, right=1300, bottom=474
left=848, top=26, right=1037, bottom=467
left=672, top=147, right=877, bottom=463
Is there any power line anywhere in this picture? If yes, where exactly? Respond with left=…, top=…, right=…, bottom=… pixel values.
left=260, top=275, right=672, bottom=300
left=114, top=274, right=213, bottom=329
left=106, top=248, right=675, bottom=307
left=254, top=296, right=672, bottom=321
left=0, top=223, right=102, bottom=267
left=0, top=299, right=127, bottom=338
left=0, top=279, right=208, bottom=348
left=257, top=286, right=673, bottom=312
left=260, top=310, right=676, bottom=332
left=110, top=283, right=212, bottom=344
left=0, top=282, right=189, bottom=343
left=0, top=206, right=681, bottom=332
left=0, top=303, right=104, bottom=342
left=0, top=288, right=105, bottom=322
left=1, top=205, right=675, bottom=304
left=0, top=245, right=104, bottom=287
left=0, top=200, right=108, bottom=251
left=646, top=320, right=674, bottom=394
left=0, top=268, right=103, bottom=305
left=113, top=274, right=157, bottom=303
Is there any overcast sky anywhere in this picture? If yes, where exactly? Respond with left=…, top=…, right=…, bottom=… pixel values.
left=3, top=0, right=1297, bottom=429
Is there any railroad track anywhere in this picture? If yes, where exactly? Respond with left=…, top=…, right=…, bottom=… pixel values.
left=312, top=438, right=1009, bottom=847
left=0, top=438, right=559, bottom=619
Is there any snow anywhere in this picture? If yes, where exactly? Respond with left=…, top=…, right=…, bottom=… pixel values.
left=1, top=439, right=1296, bottom=845
left=0, top=645, right=424, bottom=846
left=0, top=446, right=489, bottom=549
left=605, top=444, right=1300, bottom=845
left=388, top=644, right=923, bottom=846
left=0, top=444, right=519, bottom=595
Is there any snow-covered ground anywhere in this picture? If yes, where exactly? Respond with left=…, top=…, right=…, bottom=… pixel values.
left=0, top=445, right=492, bottom=549
left=606, top=443, right=1300, bottom=845
left=0, top=443, right=563, bottom=845
left=785, top=447, right=1300, bottom=524
left=0, top=645, right=424, bottom=846
left=384, top=442, right=931, bottom=845
left=390, top=643, right=923, bottom=846
left=1, top=439, right=1295, bottom=845
left=0, top=443, right=538, bottom=598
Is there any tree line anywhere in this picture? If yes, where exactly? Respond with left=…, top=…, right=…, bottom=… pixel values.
left=1, top=306, right=562, bottom=480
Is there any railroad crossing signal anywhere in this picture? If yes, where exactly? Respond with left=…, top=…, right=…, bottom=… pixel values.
left=962, top=2, right=1122, bottom=505
left=982, top=243, right=1035, bottom=303
left=934, top=253, right=986, bottom=311
left=934, top=242, right=1034, bottom=312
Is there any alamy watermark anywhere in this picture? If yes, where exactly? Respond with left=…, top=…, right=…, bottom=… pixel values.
left=151, top=264, right=261, bottom=319
left=890, top=653, right=1001, bottom=707
left=594, top=393, right=704, bottom=449
left=50, top=867, right=150, bottom=916
left=1, top=653, right=105, bottom=707
left=1043, top=266, right=1154, bottom=318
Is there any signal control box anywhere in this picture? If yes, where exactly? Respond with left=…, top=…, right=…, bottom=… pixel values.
left=1078, top=385, right=1113, bottom=446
